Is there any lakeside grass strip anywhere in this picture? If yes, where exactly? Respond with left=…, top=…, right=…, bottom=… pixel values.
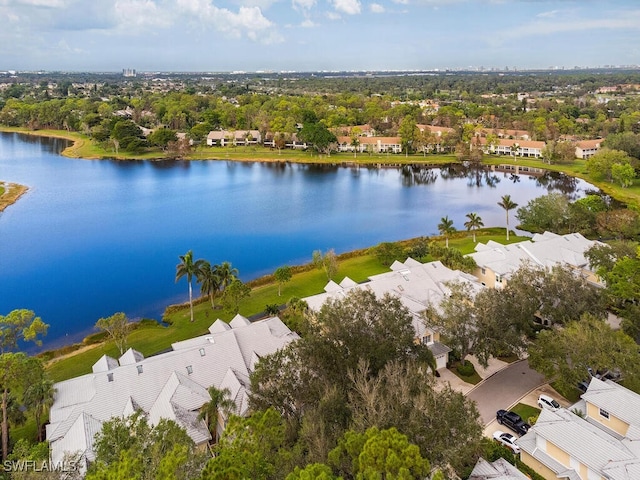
left=43, top=229, right=529, bottom=383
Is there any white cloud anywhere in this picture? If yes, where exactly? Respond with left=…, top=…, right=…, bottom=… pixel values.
left=177, top=0, right=283, bottom=44
left=332, top=0, right=360, bottom=14
left=326, top=10, right=340, bottom=19
left=300, top=18, right=317, bottom=27
left=370, top=2, right=384, bottom=12
left=502, top=10, right=640, bottom=39
left=536, top=9, right=559, bottom=18
left=114, top=0, right=171, bottom=29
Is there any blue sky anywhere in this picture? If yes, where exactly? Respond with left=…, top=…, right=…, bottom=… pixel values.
left=1, top=0, right=639, bottom=72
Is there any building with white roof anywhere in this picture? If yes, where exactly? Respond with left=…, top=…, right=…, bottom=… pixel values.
left=518, top=378, right=640, bottom=480
left=468, top=457, right=529, bottom=480
left=46, top=315, right=298, bottom=470
left=469, top=232, right=602, bottom=289
left=303, top=258, right=484, bottom=370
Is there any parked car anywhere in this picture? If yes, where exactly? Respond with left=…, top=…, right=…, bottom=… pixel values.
left=496, top=409, right=531, bottom=436
left=492, top=430, right=521, bottom=454
left=537, top=394, right=560, bottom=411
left=577, top=380, right=590, bottom=393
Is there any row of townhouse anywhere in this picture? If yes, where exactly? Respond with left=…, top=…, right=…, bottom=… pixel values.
left=205, top=127, right=602, bottom=159
left=47, top=315, right=299, bottom=472
left=336, top=125, right=455, bottom=154
left=303, top=232, right=601, bottom=369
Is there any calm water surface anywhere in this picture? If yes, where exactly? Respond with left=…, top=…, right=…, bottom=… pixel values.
left=0, top=133, right=596, bottom=349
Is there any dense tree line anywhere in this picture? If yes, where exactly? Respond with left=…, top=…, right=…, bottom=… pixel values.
left=3, top=71, right=640, bottom=161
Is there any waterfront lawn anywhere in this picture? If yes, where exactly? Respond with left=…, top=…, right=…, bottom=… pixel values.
left=44, top=229, right=531, bottom=383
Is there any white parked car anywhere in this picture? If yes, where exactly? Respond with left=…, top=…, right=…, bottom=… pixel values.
left=537, top=394, right=561, bottom=411
left=492, top=430, right=521, bottom=454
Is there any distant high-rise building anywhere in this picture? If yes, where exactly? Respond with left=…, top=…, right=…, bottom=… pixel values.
left=122, top=68, right=136, bottom=77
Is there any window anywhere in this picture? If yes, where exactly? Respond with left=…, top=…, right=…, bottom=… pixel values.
left=496, top=275, right=502, bottom=284
left=199, top=348, right=206, bottom=357
left=599, top=408, right=610, bottom=420
left=481, top=268, right=486, bottom=275
left=137, top=365, right=143, bottom=374
left=186, top=365, right=193, bottom=375
left=107, top=373, right=114, bottom=382
left=421, top=334, right=432, bottom=345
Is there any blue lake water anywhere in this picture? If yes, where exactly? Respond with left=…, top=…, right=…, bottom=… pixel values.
left=0, top=132, right=596, bottom=350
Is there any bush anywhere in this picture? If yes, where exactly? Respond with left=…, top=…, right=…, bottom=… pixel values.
left=456, top=360, right=476, bottom=377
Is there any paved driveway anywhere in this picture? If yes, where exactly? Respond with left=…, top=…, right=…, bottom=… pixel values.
left=466, top=359, right=546, bottom=425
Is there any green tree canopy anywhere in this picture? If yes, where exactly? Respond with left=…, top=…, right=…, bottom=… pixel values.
left=89, top=413, right=207, bottom=480
left=95, top=312, right=130, bottom=355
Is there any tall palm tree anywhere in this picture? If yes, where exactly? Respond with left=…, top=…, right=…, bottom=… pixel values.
left=497, top=195, right=518, bottom=241
left=464, top=212, right=484, bottom=243
left=198, top=386, right=235, bottom=445
left=437, top=216, right=455, bottom=248
left=23, top=377, right=55, bottom=442
left=175, top=250, right=204, bottom=323
left=197, top=261, right=222, bottom=309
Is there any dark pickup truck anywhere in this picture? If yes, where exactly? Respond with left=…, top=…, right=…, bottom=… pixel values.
left=496, top=409, right=531, bottom=436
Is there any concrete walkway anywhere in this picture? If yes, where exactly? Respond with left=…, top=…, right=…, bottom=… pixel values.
left=435, top=355, right=510, bottom=396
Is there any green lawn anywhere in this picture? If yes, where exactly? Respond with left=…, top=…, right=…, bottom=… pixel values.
left=511, top=403, right=541, bottom=424
left=44, top=229, right=523, bottom=383
left=449, top=360, right=482, bottom=385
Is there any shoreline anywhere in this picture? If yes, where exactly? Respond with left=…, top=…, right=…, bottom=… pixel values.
left=0, top=182, right=29, bottom=212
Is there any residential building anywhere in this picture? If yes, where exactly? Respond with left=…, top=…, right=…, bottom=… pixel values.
left=46, top=315, right=298, bottom=471
left=469, top=232, right=602, bottom=289
left=303, top=258, right=484, bottom=370
left=574, top=139, right=602, bottom=159
left=479, top=128, right=531, bottom=141
left=336, top=135, right=403, bottom=154
left=477, top=137, right=545, bottom=158
left=206, top=130, right=262, bottom=147
left=518, top=378, right=640, bottom=480
left=417, top=124, right=455, bottom=152
left=468, top=457, right=529, bottom=480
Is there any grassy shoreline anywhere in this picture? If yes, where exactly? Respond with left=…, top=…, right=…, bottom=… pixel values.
left=0, top=182, right=29, bottom=212
left=43, top=229, right=528, bottom=382
left=3, top=126, right=638, bottom=207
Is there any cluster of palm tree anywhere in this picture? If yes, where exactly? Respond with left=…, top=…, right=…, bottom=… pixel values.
left=437, top=195, right=519, bottom=246
left=175, top=250, right=238, bottom=322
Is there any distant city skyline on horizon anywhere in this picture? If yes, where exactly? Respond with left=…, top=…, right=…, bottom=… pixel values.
left=1, top=0, right=639, bottom=73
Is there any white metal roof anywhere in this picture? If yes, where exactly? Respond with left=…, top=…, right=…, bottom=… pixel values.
left=48, top=315, right=298, bottom=467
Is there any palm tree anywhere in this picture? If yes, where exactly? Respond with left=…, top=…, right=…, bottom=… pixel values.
left=437, top=216, right=455, bottom=248
left=497, top=195, right=518, bottom=241
left=175, top=250, right=204, bottom=322
left=198, top=386, right=235, bottom=445
left=197, top=260, right=222, bottom=309
left=216, top=261, right=238, bottom=294
left=464, top=213, right=484, bottom=243
left=23, top=377, right=55, bottom=442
